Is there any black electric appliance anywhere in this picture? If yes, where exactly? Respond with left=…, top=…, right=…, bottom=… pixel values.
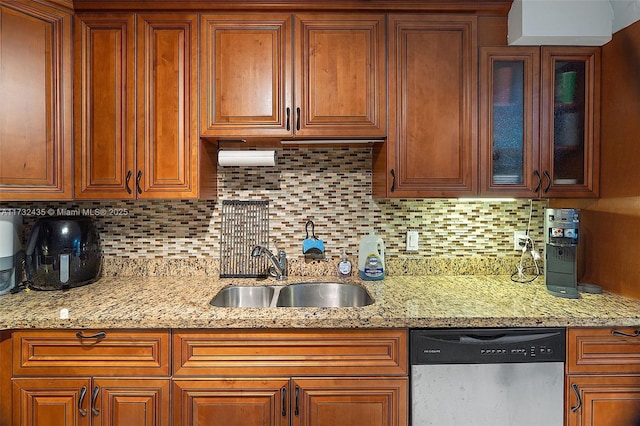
left=25, top=216, right=102, bottom=290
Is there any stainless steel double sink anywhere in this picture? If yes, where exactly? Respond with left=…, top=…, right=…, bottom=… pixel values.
left=210, top=282, right=374, bottom=308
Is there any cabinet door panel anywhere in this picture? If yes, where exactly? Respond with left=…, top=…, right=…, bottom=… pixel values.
left=295, top=14, right=385, bottom=136
left=200, top=14, right=292, bottom=136
left=137, top=14, right=198, bottom=198
left=567, top=376, right=640, bottom=426
left=386, top=16, right=476, bottom=197
left=12, top=378, right=91, bottom=426
left=293, top=377, right=408, bottom=426
left=541, top=47, right=600, bottom=197
left=0, top=3, right=72, bottom=200
left=480, top=47, right=540, bottom=197
left=74, top=14, right=136, bottom=199
left=94, top=378, right=170, bottom=426
left=173, top=379, right=289, bottom=426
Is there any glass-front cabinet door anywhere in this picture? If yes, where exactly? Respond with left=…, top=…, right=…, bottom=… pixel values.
left=480, top=46, right=600, bottom=198
left=541, top=47, right=600, bottom=198
left=480, top=47, right=539, bottom=197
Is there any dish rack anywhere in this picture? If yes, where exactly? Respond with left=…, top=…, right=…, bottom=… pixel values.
left=219, top=200, right=269, bottom=278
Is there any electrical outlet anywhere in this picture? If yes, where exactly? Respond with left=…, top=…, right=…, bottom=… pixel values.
left=406, top=231, right=419, bottom=251
left=513, top=231, right=528, bottom=251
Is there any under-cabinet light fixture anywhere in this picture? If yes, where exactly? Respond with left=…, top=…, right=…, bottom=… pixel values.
left=280, top=139, right=384, bottom=145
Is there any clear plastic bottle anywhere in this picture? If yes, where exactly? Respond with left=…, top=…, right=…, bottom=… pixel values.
left=357, top=230, right=385, bottom=281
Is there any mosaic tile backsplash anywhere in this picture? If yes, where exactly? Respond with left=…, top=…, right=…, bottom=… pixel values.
left=2, top=148, right=548, bottom=275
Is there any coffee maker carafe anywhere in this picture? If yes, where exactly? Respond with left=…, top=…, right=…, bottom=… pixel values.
left=544, top=208, right=580, bottom=298
left=0, top=211, right=23, bottom=295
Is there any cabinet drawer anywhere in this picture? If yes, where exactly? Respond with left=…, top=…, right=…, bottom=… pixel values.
left=568, top=328, right=640, bottom=374
left=173, top=329, right=408, bottom=377
left=13, top=329, right=170, bottom=376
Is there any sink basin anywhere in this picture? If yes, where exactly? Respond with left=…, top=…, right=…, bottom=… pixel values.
left=275, top=282, right=374, bottom=307
left=209, top=286, right=275, bottom=307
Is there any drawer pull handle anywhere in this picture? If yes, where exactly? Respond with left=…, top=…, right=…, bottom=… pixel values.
left=78, top=386, right=88, bottom=416
left=612, top=329, right=640, bottom=337
left=281, top=387, right=287, bottom=417
left=91, top=386, right=100, bottom=415
left=571, top=383, right=582, bottom=412
left=296, top=107, right=301, bottom=131
left=294, top=385, right=300, bottom=416
left=76, top=331, right=107, bottom=340
left=286, top=107, right=291, bottom=131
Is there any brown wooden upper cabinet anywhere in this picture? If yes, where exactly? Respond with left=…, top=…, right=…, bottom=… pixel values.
left=480, top=46, right=600, bottom=198
left=0, top=1, right=73, bottom=200
left=373, top=15, right=477, bottom=198
left=200, top=13, right=386, bottom=138
left=74, top=13, right=213, bottom=199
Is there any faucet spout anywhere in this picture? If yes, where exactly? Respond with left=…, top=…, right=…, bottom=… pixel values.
left=251, top=246, right=287, bottom=280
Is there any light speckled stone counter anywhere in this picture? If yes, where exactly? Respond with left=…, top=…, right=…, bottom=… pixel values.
left=1, top=275, right=639, bottom=330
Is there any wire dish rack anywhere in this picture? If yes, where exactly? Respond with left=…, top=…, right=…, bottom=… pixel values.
left=220, top=200, right=269, bottom=278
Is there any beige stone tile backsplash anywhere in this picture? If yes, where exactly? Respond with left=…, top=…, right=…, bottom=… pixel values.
left=2, top=148, right=548, bottom=266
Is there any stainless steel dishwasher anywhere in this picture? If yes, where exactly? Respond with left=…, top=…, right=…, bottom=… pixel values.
left=410, top=328, right=565, bottom=426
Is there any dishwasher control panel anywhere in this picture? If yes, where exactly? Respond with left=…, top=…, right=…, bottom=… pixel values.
left=411, top=328, right=566, bottom=364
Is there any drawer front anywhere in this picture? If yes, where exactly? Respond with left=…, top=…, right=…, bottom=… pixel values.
left=568, top=327, right=640, bottom=374
left=173, top=329, right=408, bottom=377
left=13, top=330, right=170, bottom=376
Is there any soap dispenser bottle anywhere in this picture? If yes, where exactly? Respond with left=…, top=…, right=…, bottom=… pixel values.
left=357, top=230, right=385, bottom=281
left=337, top=248, right=352, bottom=279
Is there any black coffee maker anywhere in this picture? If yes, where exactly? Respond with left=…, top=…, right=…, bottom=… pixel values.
left=25, top=216, right=102, bottom=290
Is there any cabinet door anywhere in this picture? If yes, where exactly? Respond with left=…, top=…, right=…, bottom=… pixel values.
left=13, top=378, right=91, bottom=426
left=93, top=378, right=170, bottom=426
left=200, top=14, right=292, bottom=137
left=479, top=47, right=540, bottom=197
left=74, top=14, right=136, bottom=199
left=292, top=377, right=408, bottom=426
left=173, top=379, right=289, bottom=426
left=137, top=14, right=198, bottom=198
left=294, top=14, right=386, bottom=137
left=540, top=47, right=600, bottom=197
left=381, top=15, right=477, bottom=197
left=0, top=2, right=72, bottom=200
left=567, top=376, right=640, bottom=426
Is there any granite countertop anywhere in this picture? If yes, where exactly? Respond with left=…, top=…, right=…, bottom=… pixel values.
left=1, top=275, right=639, bottom=330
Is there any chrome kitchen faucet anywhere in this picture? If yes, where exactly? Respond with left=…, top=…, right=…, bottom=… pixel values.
left=251, top=246, right=287, bottom=280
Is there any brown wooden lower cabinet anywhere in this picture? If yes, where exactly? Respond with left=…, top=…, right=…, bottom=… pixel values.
left=567, top=327, right=640, bottom=426
left=12, top=377, right=170, bottom=426
left=173, top=377, right=408, bottom=426
left=567, top=376, right=640, bottom=426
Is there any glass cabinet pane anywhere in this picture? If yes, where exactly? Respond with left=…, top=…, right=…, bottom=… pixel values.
left=553, top=61, right=586, bottom=184
left=492, top=61, right=525, bottom=185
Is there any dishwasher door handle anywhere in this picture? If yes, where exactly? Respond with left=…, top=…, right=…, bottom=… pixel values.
left=459, top=332, right=561, bottom=345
